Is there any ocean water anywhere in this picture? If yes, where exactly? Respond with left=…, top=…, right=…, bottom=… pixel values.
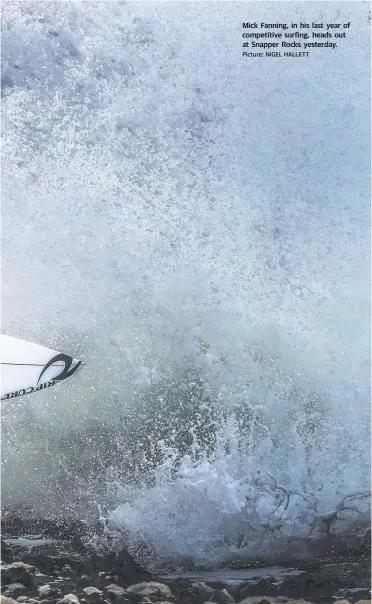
left=1, top=2, right=370, bottom=569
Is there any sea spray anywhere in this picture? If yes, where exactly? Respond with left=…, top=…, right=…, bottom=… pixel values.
left=1, top=1, right=370, bottom=568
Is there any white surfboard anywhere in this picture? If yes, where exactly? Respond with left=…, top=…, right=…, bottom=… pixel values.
left=1, top=335, right=83, bottom=401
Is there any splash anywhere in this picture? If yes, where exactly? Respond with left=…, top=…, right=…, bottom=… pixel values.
left=1, top=1, right=370, bottom=567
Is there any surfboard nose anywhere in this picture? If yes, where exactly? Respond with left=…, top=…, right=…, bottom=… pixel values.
left=1, top=335, right=84, bottom=401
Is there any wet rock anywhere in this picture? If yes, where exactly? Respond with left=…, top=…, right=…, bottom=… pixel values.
left=34, top=574, right=50, bottom=586
left=233, top=581, right=274, bottom=603
left=1, top=541, right=14, bottom=564
left=1, top=513, right=95, bottom=545
left=58, top=595, right=81, bottom=604
left=237, top=599, right=290, bottom=604
left=82, top=587, right=103, bottom=602
left=209, top=589, right=235, bottom=604
left=61, top=566, right=73, bottom=578
left=83, top=588, right=102, bottom=596
left=16, top=598, right=29, bottom=603
left=2, top=513, right=371, bottom=604
left=3, top=585, right=27, bottom=599
left=126, top=583, right=173, bottom=601
left=188, top=585, right=235, bottom=604
left=85, top=549, right=151, bottom=584
left=104, top=584, right=127, bottom=600
left=1, top=597, right=17, bottom=604
left=164, top=580, right=218, bottom=604
left=21, top=552, right=69, bottom=577
left=37, top=585, right=61, bottom=598
left=343, top=595, right=371, bottom=603
left=1, top=520, right=151, bottom=587
left=285, top=601, right=321, bottom=604
left=37, top=585, right=51, bottom=598
left=1, top=563, right=37, bottom=586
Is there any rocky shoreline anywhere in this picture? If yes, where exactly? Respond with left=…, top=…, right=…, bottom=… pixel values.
left=1, top=517, right=371, bottom=604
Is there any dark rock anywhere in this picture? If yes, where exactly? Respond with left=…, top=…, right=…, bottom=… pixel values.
left=1, top=541, right=14, bottom=564
left=21, top=551, right=74, bottom=576
left=1, top=563, right=37, bottom=587
left=1, top=517, right=151, bottom=588
left=159, top=579, right=216, bottom=604
left=82, top=588, right=102, bottom=596
left=78, top=551, right=152, bottom=586
left=2, top=511, right=371, bottom=604
left=37, top=585, right=61, bottom=598
left=4, top=585, right=27, bottom=599
left=233, top=579, right=279, bottom=602
left=1, top=513, right=100, bottom=550
left=126, top=583, right=174, bottom=601
left=104, top=584, right=127, bottom=601
left=207, top=589, right=235, bottom=604
left=34, top=574, right=50, bottom=586
left=82, top=587, right=103, bottom=603
left=237, top=600, right=290, bottom=604
left=338, top=588, right=371, bottom=601
left=61, top=567, right=73, bottom=578
left=57, top=596, right=80, bottom=604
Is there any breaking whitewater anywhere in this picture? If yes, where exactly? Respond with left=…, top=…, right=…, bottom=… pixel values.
left=1, top=2, right=371, bottom=572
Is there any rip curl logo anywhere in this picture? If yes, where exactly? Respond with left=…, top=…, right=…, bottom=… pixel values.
left=3, top=381, right=57, bottom=400
left=38, top=354, right=82, bottom=385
